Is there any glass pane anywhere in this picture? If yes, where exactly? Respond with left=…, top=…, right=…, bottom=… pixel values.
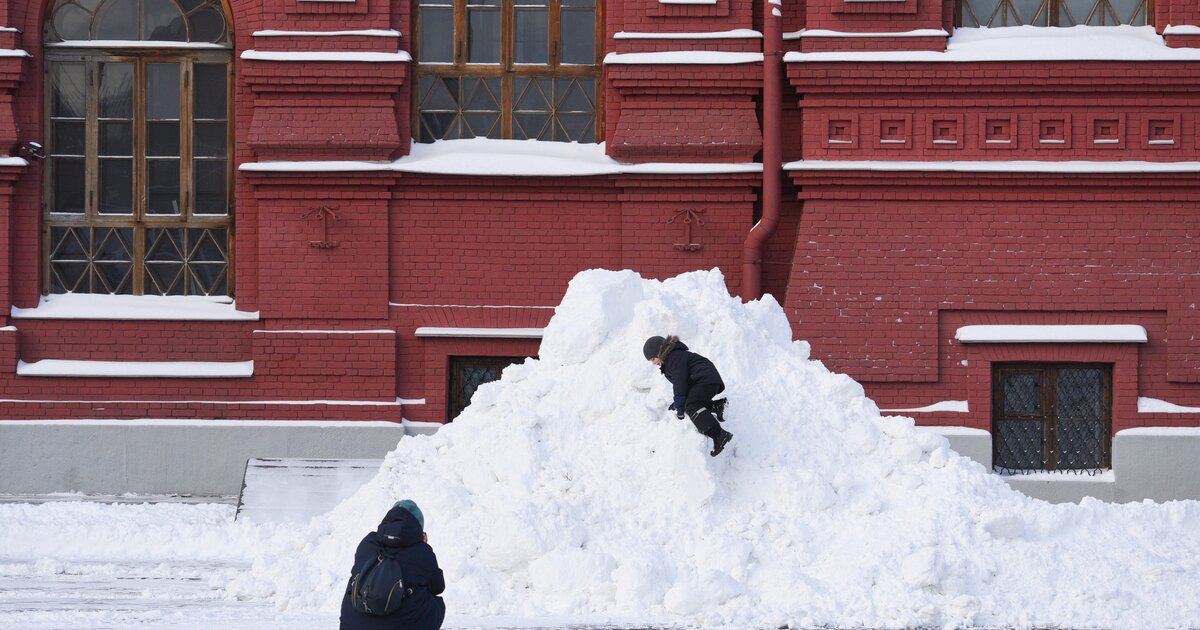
left=194, top=122, right=227, bottom=158
left=190, top=263, right=226, bottom=295
left=561, top=0, right=593, bottom=6
left=100, top=121, right=133, bottom=156
left=558, top=113, right=594, bottom=142
left=194, top=64, right=227, bottom=120
left=419, top=7, right=454, bottom=63
left=51, top=4, right=90, bottom=41
left=94, top=0, right=137, bottom=40
left=192, top=229, right=227, bottom=261
left=96, top=228, right=133, bottom=261
left=514, top=113, right=550, bottom=140
left=188, top=6, right=228, bottom=43
left=147, top=63, right=181, bottom=121
left=146, top=261, right=184, bottom=295
left=147, top=159, right=181, bottom=215
left=142, top=0, right=187, bottom=41
left=146, top=227, right=185, bottom=261
left=419, top=76, right=458, bottom=110
left=420, top=112, right=459, bottom=141
left=52, top=158, right=85, bottom=213
left=514, top=9, right=548, bottom=64
left=177, top=0, right=207, bottom=12
left=514, top=77, right=550, bottom=111
left=468, top=8, right=501, bottom=63
left=561, top=10, right=595, bottom=64
left=51, top=63, right=87, bottom=118
left=193, top=160, right=227, bottom=215
left=463, top=112, right=500, bottom=137
left=99, top=158, right=133, bottom=214
left=556, top=79, right=594, bottom=112
left=148, top=121, right=181, bottom=156
left=464, top=77, right=500, bottom=110
left=99, top=63, right=133, bottom=119
left=1002, top=372, right=1042, bottom=416
left=50, top=227, right=87, bottom=260
left=52, top=121, right=86, bottom=156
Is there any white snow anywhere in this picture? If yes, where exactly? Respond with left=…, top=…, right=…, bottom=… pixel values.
left=1120, top=426, right=1200, bottom=436
left=882, top=400, right=969, bottom=413
left=614, top=30, right=761, bottom=39
left=1138, top=397, right=1200, bottom=413
left=956, top=324, right=1147, bottom=343
left=785, top=25, right=1200, bottom=62
left=414, top=327, right=544, bottom=338
left=658, top=0, right=717, bottom=5
left=6, top=269, right=1200, bottom=629
left=17, top=359, right=254, bottom=379
left=253, top=329, right=395, bottom=334
left=800, top=28, right=948, bottom=38
left=604, top=51, right=763, bottom=64
left=0, top=157, right=28, bottom=166
left=391, top=301, right=555, bottom=309
left=241, top=138, right=762, bottom=176
left=0, top=398, right=399, bottom=406
left=1164, top=25, right=1200, bottom=35
left=787, top=159, right=1200, bottom=173
left=46, top=40, right=225, bottom=49
left=239, top=50, right=412, bottom=62
left=916, top=425, right=990, bottom=437
left=252, top=29, right=401, bottom=37
left=999, top=470, right=1116, bottom=482
left=11, top=294, right=259, bottom=321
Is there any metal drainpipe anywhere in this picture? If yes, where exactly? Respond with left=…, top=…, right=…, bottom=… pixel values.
left=743, top=0, right=783, bottom=301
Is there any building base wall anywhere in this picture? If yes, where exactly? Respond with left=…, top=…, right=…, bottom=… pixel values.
left=0, top=421, right=406, bottom=497
left=922, top=426, right=1200, bottom=504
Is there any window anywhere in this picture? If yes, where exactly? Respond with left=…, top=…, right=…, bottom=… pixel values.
left=957, top=0, right=1151, bottom=27
left=448, top=356, right=526, bottom=421
left=414, top=0, right=601, bottom=143
left=44, top=0, right=232, bottom=296
left=992, top=364, right=1112, bottom=475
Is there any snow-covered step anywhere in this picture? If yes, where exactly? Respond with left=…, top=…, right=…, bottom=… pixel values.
left=235, top=458, right=383, bottom=523
left=16, top=359, right=254, bottom=378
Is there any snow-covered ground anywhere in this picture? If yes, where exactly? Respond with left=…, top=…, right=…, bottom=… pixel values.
left=4, top=269, right=1200, bottom=629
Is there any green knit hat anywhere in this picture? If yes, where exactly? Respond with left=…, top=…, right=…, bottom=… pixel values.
left=393, top=499, right=425, bottom=530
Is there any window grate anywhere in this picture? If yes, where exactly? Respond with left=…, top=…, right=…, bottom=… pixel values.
left=993, top=364, right=1112, bottom=475
left=957, top=0, right=1151, bottom=27
left=448, top=356, right=527, bottom=421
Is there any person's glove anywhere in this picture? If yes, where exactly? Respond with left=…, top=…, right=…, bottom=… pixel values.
left=668, top=402, right=684, bottom=420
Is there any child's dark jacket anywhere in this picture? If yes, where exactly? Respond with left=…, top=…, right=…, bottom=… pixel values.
left=660, top=339, right=725, bottom=410
left=339, top=505, right=446, bottom=630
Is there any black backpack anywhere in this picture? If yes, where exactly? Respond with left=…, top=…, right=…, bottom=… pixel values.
left=349, top=536, right=413, bottom=616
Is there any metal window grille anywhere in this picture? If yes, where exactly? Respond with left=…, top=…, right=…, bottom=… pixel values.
left=957, top=0, right=1151, bottom=27
left=448, top=356, right=527, bottom=421
left=992, top=364, right=1112, bottom=475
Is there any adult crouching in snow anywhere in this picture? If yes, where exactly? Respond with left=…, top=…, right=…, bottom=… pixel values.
left=643, top=335, right=734, bottom=457
left=340, top=499, right=446, bottom=630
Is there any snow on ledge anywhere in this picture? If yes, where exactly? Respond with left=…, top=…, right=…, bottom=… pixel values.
left=999, top=470, right=1115, bottom=482
left=786, top=159, right=1200, bottom=173
left=0, top=157, right=28, bottom=167
left=658, top=0, right=717, bottom=5
left=604, top=51, right=763, bottom=64
left=241, top=138, right=762, bottom=177
left=956, top=324, right=1147, bottom=344
left=0, top=397, right=400, bottom=406
left=1164, top=25, right=1200, bottom=35
left=800, top=29, right=948, bottom=38
left=1138, top=397, right=1200, bottom=413
left=254, top=329, right=395, bottom=334
left=614, top=29, right=761, bottom=39
left=881, top=400, right=969, bottom=413
left=17, top=359, right=254, bottom=379
left=1119, top=427, right=1200, bottom=437
left=415, top=327, right=544, bottom=339
left=252, top=29, right=401, bottom=37
left=240, top=50, right=412, bottom=62
left=785, top=25, right=1200, bottom=62
left=47, top=40, right=224, bottom=49
left=0, top=419, right=402, bottom=428
left=915, top=426, right=990, bottom=437
left=11, top=294, right=259, bottom=321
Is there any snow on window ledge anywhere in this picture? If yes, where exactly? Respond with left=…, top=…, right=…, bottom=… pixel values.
left=614, top=30, right=761, bottom=39
left=956, top=324, right=1147, bottom=344
left=881, top=400, right=969, bottom=413
left=1164, top=25, right=1200, bottom=35
left=11, top=294, right=260, bottom=321
left=17, top=359, right=254, bottom=379
left=604, top=51, right=763, bottom=65
left=1137, top=397, right=1200, bottom=413
left=252, top=29, right=401, bottom=37
left=240, top=50, right=411, bottom=62
left=415, top=327, right=544, bottom=339
left=658, top=0, right=717, bottom=5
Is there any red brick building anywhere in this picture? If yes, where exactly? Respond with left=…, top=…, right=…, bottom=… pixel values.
left=0, top=0, right=1198, bottom=496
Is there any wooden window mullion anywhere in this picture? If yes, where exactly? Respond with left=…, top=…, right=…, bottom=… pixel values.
left=181, top=59, right=194, bottom=221
left=86, top=60, right=99, bottom=221
left=549, top=0, right=561, bottom=68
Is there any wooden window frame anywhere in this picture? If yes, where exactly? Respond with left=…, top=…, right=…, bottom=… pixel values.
left=44, top=49, right=234, bottom=296
left=992, top=363, right=1113, bottom=472
left=956, top=0, right=1153, bottom=27
left=413, top=0, right=603, bottom=142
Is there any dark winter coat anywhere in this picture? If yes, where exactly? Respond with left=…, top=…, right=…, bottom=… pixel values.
left=658, top=338, right=725, bottom=411
left=339, top=505, right=447, bottom=630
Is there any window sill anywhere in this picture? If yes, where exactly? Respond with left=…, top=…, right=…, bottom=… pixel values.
left=11, top=294, right=259, bottom=321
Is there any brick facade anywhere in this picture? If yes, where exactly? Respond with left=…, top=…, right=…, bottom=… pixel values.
left=0, top=0, right=1196, bottom=444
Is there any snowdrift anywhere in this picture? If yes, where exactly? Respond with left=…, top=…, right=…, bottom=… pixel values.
left=238, top=269, right=1200, bottom=628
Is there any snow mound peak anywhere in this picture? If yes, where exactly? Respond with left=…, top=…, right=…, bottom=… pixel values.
left=243, top=269, right=1200, bottom=628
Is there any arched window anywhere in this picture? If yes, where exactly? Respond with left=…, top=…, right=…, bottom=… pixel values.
left=957, top=0, right=1150, bottom=27
left=44, top=0, right=232, bottom=296
left=414, top=0, right=601, bottom=143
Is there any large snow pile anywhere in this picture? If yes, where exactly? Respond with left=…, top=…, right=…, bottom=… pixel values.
left=235, top=269, right=1200, bottom=628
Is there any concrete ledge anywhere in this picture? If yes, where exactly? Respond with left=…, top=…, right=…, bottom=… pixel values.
left=0, top=420, right=405, bottom=496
